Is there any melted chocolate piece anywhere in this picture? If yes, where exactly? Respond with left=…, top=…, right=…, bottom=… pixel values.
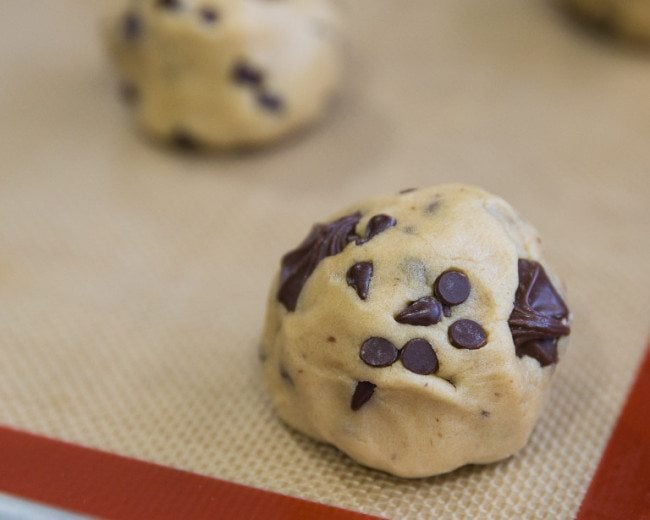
left=401, top=339, right=438, bottom=375
left=434, top=270, right=470, bottom=306
left=360, top=337, right=398, bottom=367
left=199, top=7, right=219, bottom=23
left=351, top=381, right=376, bottom=411
left=123, top=12, right=142, bottom=40
left=346, top=262, right=373, bottom=300
left=278, top=213, right=362, bottom=311
left=508, top=259, right=570, bottom=367
left=395, top=296, right=442, bottom=326
left=448, top=319, right=487, bottom=349
left=257, top=91, right=284, bottom=112
left=357, top=214, right=396, bottom=244
left=232, top=62, right=263, bottom=86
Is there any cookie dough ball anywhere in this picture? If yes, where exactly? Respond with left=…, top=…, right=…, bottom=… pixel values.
left=261, top=184, right=571, bottom=478
left=566, top=0, right=650, bottom=44
left=104, top=0, right=340, bottom=149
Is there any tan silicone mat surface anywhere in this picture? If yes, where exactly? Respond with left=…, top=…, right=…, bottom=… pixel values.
left=1, top=1, right=649, bottom=518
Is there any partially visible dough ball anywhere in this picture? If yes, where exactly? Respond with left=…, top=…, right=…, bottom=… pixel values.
left=566, top=0, right=650, bottom=44
left=104, top=0, right=340, bottom=149
left=261, top=184, right=571, bottom=478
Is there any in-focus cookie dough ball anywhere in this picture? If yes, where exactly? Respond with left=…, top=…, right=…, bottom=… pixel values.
left=261, top=184, right=571, bottom=478
left=104, top=0, right=340, bottom=149
left=565, top=0, right=650, bottom=44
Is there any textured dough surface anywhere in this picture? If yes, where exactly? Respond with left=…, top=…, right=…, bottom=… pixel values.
left=261, top=184, right=570, bottom=478
left=566, top=0, right=650, bottom=43
left=104, top=0, right=340, bottom=148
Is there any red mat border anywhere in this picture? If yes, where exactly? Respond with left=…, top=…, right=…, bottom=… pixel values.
left=0, top=345, right=648, bottom=519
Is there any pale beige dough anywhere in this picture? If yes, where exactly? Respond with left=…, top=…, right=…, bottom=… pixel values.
left=104, top=0, right=340, bottom=149
left=566, top=0, right=650, bottom=44
left=261, top=184, right=571, bottom=478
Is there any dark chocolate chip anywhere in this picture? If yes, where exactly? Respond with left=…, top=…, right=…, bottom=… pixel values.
left=395, top=296, right=442, bottom=326
left=157, top=0, right=182, bottom=9
left=400, top=339, right=438, bottom=375
left=171, top=131, right=198, bottom=150
left=123, top=12, right=142, bottom=40
left=442, top=305, right=452, bottom=318
left=448, top=319, right=487, bottom=349
left=360, top=337, right=398, bottom=367
left=346, top=262, right=373, bottom=300
left=356, top=214, right=396, bottom=244
left=119, top=82, right=139, bottom=105
left=399, top=188, right=417, bottom=194
left=278, top=213, right=361, bottom=311
left=257, top=91, right=284, bottom=112
left=434, top=270, right=471, bottom=306
left=508, top=259, right=570, bottom=367
left=232, top=62, right=264, bottom=86
left=199, top=7, right=219, bottom=23
left=351, top=381, right=376, bottom=411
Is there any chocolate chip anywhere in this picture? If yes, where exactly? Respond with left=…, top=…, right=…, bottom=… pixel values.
left=157, top=0, right=182, bottom=9
left=171, top=131, right=198, bottom=150
left=448, top=319, right=487, bottom=349
left=232, top=62, right=263, bottom=86
left=351, top=381, right=376, bottom=411
left=400, top=339, right=438, bottom=375
left=327, top=336, right=336, bottom=343
left=434, top=270, right=471, bottom=306
left=357, top=214, right=396, bottom=244
left=508, top=259, right=570, bottom=367
left=123, top=12, right=142, bottom=40
left=119, top=82, right=139, bottom=105
left=199, top=7, right=219, bottom=23
left=278, top=213, right=361, bottom=311
left=395, top=296, right=442, bottom=326
left=257, top=91, right=284, bottom=112
left=442, top=305, right=452, bottom=318
left=360, top=337, right=398, bottom=367
left=346, top=262, right=373, bottom=300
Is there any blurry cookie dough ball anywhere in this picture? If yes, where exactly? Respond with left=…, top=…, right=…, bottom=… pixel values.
left=566, top=0, right=650, bottom=44
left=261, top=184, right=571, bottom=478
left=104, top=0, right=340, bottom=149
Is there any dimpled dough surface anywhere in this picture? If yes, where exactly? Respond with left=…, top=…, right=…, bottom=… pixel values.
left=262, top=184, right=571, bottom=478
left=104, top=0, right=340, bottom=148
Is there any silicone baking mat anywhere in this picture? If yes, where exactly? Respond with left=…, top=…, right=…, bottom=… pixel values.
left=1, top=1, right=649, bottom=518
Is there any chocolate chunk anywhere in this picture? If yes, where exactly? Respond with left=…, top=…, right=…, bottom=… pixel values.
left=360, top=337, right=398, bottom=367
left=448, top=319, right=487, bottom=349
left=442, top=305, right=452, bottom=318
left=351, top=381, right=376, bottom=411
left=278, top=213, right=361, bottom=311
left=119, top=82, right=139, bottom=105
left=232, top=62, right=263, bottom=86
left=400, top=339, right=438, bottom=375
left=257, top=91, right=284, bottom=112
left=157, top=0, right=182, bottom=9
left=199, top=7, right=219, bottom=23
left=346, top=262, right=373, bottom=300
left=361, top=214, right=396, bottom=243
left=123, top=12, right=142, bottom=40
left=434, top=270, right=471, bottom=306
left=171, top=131, right=198, bottom=150
left=395, top=296, right=442, bottom=326
left=508, top=259, right=570, bottom=367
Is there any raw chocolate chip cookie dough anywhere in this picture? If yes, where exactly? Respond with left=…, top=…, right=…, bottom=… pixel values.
left=104, top=0, right=340, bottom=149
left=261, top=184, right=571, bottom=478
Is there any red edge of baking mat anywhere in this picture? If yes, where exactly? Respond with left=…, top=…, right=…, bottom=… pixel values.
left=0, top=426, right=380, bottom=520
left=577, top=344, right=650, bottom=520
left=1, top=346, right=648, bottom=520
